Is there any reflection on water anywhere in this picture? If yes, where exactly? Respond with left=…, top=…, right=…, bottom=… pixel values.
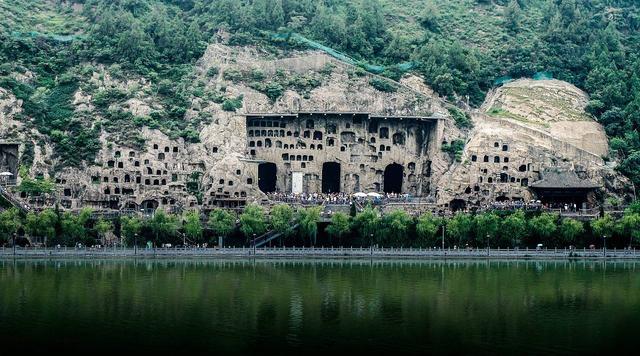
left=0, top=259, right=639, bottom=355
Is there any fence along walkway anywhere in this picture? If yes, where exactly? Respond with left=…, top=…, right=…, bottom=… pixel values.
left=2, top=246, right=638, bottom=259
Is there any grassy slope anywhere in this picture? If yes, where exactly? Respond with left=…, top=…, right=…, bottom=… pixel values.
left=0, top=0, right=84, bottom=35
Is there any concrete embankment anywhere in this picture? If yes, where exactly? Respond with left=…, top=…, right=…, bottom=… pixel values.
left=1, top=247, right=639, bottom=260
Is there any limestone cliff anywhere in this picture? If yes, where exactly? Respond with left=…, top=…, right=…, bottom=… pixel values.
left=435, top=79, right=631, bottom=207
left=0, top=44, right=632, bottom=212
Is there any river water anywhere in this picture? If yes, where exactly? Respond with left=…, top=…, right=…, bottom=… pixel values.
left=0, top=259, right=638, bottom=355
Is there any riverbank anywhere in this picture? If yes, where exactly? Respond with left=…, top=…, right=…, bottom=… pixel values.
left=1, top=246, right=639, bottom=260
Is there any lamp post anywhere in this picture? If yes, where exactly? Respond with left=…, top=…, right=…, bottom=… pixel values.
left=487, top=234, right=490, bottom=256
left=134, top=233, right=138, bottom=256
left=370, top=233, right=374, bottom=256
left=13, top=232, right=16, bottom=256
left=253, top=233, right=256, bottom=256
left=603, top=235, right=606, bottom=258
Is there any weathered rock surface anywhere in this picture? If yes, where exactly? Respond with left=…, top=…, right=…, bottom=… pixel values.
left=483, top=79, right=608, bottom=157
left=435, top=79, right=630, bottom=207
left=2, top=44, right=632, bottom=212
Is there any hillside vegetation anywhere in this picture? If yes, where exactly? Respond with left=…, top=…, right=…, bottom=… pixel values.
left=0, top=0, right=639, bottom=186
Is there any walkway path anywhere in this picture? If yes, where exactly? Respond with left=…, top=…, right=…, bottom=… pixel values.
left=2, top=246, right=638, bottom=260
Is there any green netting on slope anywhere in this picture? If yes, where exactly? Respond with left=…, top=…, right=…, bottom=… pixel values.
left=11, top=31, right=82, bottom=42
left=494, top=76, right=513, bottom=85
left=494, top=72, right=553, bottom=86
left=271, top=32, right=414, bottom=75
left=533, top=71, right=553, bottom=80
left=397, top=62, right=415, bottom=71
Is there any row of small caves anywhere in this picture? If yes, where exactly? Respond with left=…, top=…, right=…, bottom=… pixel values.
left=54, top=142, right=252, bottom=211
left=459, top=141, right=534, bottom=201
left=246, top=118, right=407, bottom=163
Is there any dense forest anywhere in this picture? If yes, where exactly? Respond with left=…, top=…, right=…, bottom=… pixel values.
left=0, top=0, right=639, bottom=186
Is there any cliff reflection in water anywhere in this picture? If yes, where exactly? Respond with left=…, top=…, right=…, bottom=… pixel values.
left=0, top=259, right=639, bottom=355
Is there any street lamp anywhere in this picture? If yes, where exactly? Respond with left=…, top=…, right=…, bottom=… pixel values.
left=13, top=232, right=16, bottom=256
left=370, top=233, right=374, bottom=256
left=603, top=235, right=607, bottom=258
left=487, top=234, right=490, bottom=256
left=134, top=233, right=138, bottom=256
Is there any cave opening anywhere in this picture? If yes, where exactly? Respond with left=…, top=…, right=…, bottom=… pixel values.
left=450, top=199, right=466, bottom=212
left=383, top=163, right=403, bottom=193
left=322, top=162, right=341, bottom=193
left=141, top=199, right=158, bottom=214
left=258, top=162, right=277, bottom=193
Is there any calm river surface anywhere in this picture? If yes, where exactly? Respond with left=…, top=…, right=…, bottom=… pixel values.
left=1, top=259, right=639, bottom=355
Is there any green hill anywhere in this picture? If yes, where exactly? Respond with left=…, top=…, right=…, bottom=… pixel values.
left=0, top=0, right=639, bottom=186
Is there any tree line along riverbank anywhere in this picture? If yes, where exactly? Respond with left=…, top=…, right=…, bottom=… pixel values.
left=1, top=202, right=639, bottom=250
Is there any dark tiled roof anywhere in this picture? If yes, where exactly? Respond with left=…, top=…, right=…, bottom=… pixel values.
left=530, top=169, right=601, bottom=189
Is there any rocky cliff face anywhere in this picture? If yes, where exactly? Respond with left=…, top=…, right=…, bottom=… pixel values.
left=2, top=43, right=459, bottom=211
left=1, top=44, right=631, bottom=212
left=435, top=79, right=631, bottom=207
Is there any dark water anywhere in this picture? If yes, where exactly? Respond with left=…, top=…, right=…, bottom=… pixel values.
left=1, top=259, right=639, bottom=355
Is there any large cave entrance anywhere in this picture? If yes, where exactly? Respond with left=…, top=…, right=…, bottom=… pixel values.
left=383, top=163, right=403, bottom=193
left=322, top=162, right=341, bottom=193
left=258, top=162, right=277, bottom=193
left=141, top=199, right=159, bottom=215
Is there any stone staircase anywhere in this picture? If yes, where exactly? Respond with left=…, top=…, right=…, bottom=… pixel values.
left=0, top=185, right=29, bottom=213
left=251, top=223, right=300, bottom=248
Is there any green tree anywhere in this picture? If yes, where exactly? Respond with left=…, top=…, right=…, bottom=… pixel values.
left=239, top=204, right=267, bottom=239
left=0, top=208, right=22, bottom=244
left=95, top=218, right=114, bottom=245
left=416, top=212, right=441, bottom=247
left=591, top=214, right=617, bottom=245
left=326, top=212, right=350, bottom=245
left=147, top=210, right=178, bottom=245
left=24, top=212, right=38, bottom=243
left=501, top=210, right=527, bottom=247
left=617, top=212, right=640, bottom=248
left=59, top=208, right=93, bottom=246
left=446, top=213, right=474, bottom=248
left=183, top=210, right=203, bottom=244
left=351, top=205, right=380, bottom=245
left=208, top=208, right=236, bottom=241
left=270, top=204, right=294, bottom=238
left=120, top=216, right=142, bottom=247
left=474, top=213, right=500, bottom=248
left=297, top=206, right=321, bottom=245
left=37, top=209, right=58, bottom=247
left=528, top=213, right=558, bottom=246
left=558, top=219, right=584, bottom=247
left=22, top=209, right=59, bottom=247
left=380, top=209, right=412, bottom=246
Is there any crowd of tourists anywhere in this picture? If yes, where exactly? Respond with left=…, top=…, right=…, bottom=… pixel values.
left=266, top=192, right=416, bottom=206
left=266, top=192, right=597, bottom=217
left=476, top=200, right=544, bottom=212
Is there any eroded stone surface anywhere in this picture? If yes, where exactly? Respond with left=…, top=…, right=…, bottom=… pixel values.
left=2, top=44, right=632, bottom=212
left=484, top=79, right=609, bottom=157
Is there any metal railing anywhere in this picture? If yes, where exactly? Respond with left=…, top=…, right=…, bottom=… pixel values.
left=1, top=246, right=637, bottom=259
